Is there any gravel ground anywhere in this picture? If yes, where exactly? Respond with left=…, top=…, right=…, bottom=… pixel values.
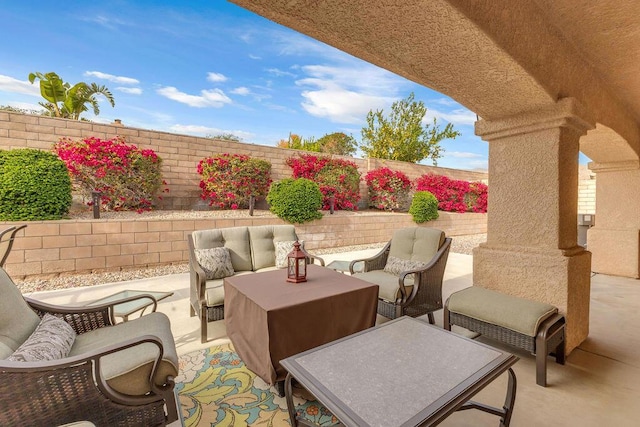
left=15, top=208, right=486, bottom=293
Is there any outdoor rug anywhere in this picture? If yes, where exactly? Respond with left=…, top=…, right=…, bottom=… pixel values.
left=175, top=343, right=340, bottom=426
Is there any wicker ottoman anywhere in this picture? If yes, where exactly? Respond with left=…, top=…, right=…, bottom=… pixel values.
left=444, top=286, right=565, bottom=387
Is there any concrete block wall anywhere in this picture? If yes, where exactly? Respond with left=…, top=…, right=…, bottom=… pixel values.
left=0, top=112, right=488, bottom=210
left=2, top=211, right=486, bottom=279
left=578, top=165, right=596, bottom=214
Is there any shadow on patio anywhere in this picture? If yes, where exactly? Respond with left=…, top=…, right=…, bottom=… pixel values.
left=26, top=250, right=640, bottom=426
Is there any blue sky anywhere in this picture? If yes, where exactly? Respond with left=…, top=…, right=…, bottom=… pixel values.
left=1, top=1, right=497, bottom=170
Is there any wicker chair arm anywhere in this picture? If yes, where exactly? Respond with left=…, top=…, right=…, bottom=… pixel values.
left=300, top=248, right=325, bottom=266
left=349, top=241, right=390, bottom=274
left=26, top=298, right=114, bottom=334
left=0, top=334, right=168, bottom=405
left=187, top=235, right=208, bottom=302
left=25, top=294, right=161, bottom=333
left=397, top=237, right=452, bottom=306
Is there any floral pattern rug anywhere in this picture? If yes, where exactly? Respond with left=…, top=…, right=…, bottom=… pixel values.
left=175, top=344, right=340, bottom=426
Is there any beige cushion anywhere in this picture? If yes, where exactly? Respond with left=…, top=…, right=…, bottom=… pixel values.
left=70, top=312, right=178, bottom=396
left=447, top=287, right=558, bottom=337
left=354, top=270, right=414, bottom=302
left=8, top=314, right=76, bottom=362
left=0, top=268, right=41, bottom=358
left=249, top=225, right=298, bottom=270
left=388, top=227, right=445, bottom=264
left=274, top=240, right=306, bottom=269
left=194, top=247, right=235, bottom=279
left=383, top=256, right=428, bottom=276
left=191, top=227, right=253, bottom=272
left=204, top=271, right=254, bottom=306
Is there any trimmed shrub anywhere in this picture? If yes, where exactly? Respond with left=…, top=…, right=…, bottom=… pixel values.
left=53, top=136, right=167, bottom=212
left=414, top=173, right=488, bottom=213
left=0, top=148, right=72, bottom=220
left=266, top=178, right=323, bottom=224
left=286, top=154, right=360, bottom=210
left=409, top=191, right=439, bottom=223
left=365, top=167, right=412, bottom=211
left=198, top=153, right=271, bottom=209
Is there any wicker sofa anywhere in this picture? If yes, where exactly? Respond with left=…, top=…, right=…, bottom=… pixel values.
left=188, top=224, right=324, bottom=343
left=0, top=268, right=179, bottom=426
left=349, top=227, right=451, bottom=324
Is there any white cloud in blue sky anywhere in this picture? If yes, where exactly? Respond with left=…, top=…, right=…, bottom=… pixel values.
left=0, top=0, right=490, bottom=171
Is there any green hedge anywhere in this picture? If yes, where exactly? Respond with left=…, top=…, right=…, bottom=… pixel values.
left=266, top=178, right=323, bottom=224
left=0, top=149, right=72, bottom=220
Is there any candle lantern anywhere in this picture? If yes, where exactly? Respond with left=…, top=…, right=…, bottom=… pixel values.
left=286, top=240, right=307, bottom=283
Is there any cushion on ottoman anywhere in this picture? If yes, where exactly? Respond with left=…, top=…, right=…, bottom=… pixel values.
left=447, top=287, right=557, bottom=337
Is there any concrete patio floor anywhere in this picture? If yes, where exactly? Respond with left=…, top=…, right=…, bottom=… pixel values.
left=27, top=249, right=640, bottom=426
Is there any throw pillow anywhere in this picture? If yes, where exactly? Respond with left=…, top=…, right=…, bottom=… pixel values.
left=8, top=313, right=76, bottom=362
left=384, top=256, right=428, bottom=276
left=275, top=240, right=304, bottom=269
left=195, top=247, right=235, bottom=280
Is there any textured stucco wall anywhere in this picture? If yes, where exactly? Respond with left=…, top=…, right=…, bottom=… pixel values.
left=474, top=99, right=593, bottom=353
left=587, top=162, right=640, bottom=278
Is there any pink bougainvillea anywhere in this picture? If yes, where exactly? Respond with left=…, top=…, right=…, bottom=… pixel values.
left=365, top=167, right=412, bottom=211
left=286, top=154, right=361, bottom=211
left=53, top=136, right=167, bottom=212
left=197, top=153, right=271, bottom=209
left=414, top=173, right=487, bottom=213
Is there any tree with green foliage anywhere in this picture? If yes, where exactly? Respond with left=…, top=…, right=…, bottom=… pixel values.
left=316, top=132, right=357, bottom=156
left=360, top=92, right=460, bottom=165
left=277, top=133, right=319, bottom=152
left=206, top=133, right=242, bottom=142
left=28, top=71, right=115, bottom=120
left=0, top=105, right=46, bottom=115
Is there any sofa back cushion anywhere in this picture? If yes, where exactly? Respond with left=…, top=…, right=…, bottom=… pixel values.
left=191, top=226, right=253, bottom=272
left=0, top=267, right=41, bottom=358
left=388, top=227, right=445, bottom=264
left=249, top=225, right=298, bottom=270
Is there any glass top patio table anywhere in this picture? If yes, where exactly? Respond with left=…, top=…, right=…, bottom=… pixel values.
left=281, top=316, right=519, bottom=427
left=87, top=289, right=173, bottom=322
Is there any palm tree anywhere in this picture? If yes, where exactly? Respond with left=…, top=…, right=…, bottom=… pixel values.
left=28, top=72, right=115, bottom=120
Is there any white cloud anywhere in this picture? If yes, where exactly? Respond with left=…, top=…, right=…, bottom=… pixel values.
left=207, top=72, right=228, bottom=83
left=248, top=54, right=261, bottom=60
left=116, top=87, right=142, bottom=95
left=437, top=153, right=488, bottom=171
left=85, top=71, right=139, bottom=85
left=295, top=64, right=402, bottom=124
left=156, top=86, right=231, bottom=108
left=2, top=101, right=44, bottom=111
left=239, top=32, right=253, bottom=43
left=266, top=68, right=297, bottom=78
left=0, top=75, right=41, bottom=97
left=446, top=151, right=484, bottom=159
left=169, top=124, right=254, bottom=141
left=425, top=108, right=477, bottom=126
left=231, top=87, right=250, bottom=95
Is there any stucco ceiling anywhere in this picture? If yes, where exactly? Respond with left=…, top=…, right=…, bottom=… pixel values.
left=230, top=0, right=640, bottom=159
left=532, top=1, right=640, bottom=121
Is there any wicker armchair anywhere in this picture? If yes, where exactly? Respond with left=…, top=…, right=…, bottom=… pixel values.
left=0, top=268, right=179, bottom=426
left=0, top=224, right=27, bottom=267
left=349, top=227, right=451, bottom=324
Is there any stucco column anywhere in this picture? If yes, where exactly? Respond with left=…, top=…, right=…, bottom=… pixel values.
left=473, top=98, right=594, bottom=353
left=587, top=160, right=640, bottom=278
